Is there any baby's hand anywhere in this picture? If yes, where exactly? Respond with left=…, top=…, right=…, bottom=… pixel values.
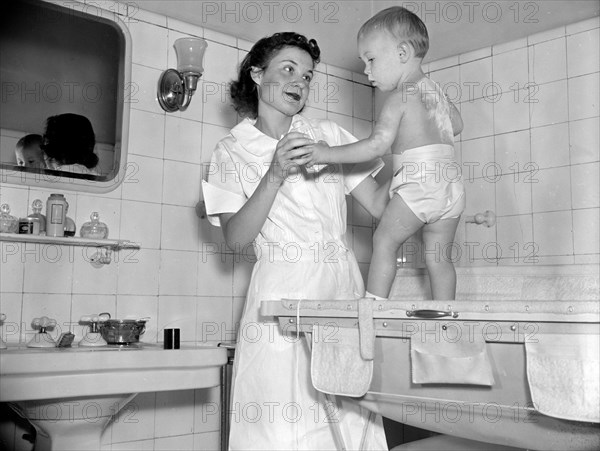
left=303, top=140, right=330, bottom=168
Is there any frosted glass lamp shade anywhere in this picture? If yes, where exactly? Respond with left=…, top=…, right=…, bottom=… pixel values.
left=174, top=37, right=207, bottom=75
left=157, top=37, right=208, bottom=113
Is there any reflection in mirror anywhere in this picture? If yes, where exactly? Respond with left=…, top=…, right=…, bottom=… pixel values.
left=0, top=0, right=131, bottom=193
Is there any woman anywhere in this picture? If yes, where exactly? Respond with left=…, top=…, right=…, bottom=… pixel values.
left=202, top=32, right=388, bottom=450
left=42, top=113, right=101, bottom=175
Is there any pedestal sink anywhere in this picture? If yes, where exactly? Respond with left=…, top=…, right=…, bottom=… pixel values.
left=0, top=344, right=227, bottom=451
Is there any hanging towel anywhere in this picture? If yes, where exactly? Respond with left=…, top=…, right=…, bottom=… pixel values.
left=311, top=324, right=373, bottom=397
left=525, top=333, right=600, bottom=423
left=410, top=325, right=495, bottom=385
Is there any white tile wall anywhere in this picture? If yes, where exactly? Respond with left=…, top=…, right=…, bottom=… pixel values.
left=427, top=17, right=599, bottom=266
left=0, top=2, right=377, bottom=449
left=2, top=3, right=597, bottom=449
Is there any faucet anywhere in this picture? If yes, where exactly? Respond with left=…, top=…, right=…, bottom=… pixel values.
left=27, top=317, right=57, bottom=348
left=465, top=210, right=496, bottom=227
left=79, top=313, right=109, bottom=347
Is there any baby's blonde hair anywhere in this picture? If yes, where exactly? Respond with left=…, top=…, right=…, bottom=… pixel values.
left=359, top=6, right=429, bottom=58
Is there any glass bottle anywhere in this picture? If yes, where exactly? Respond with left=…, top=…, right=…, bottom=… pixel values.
left=0, top=204, right=18, bottom=233
left=46, top=194, right=67, bottom=237
left=80, top=212, right=109, bottom=239
left=291, top=119, right=326, bottom=173
left=63, top=201, right=76, bottom=237
left=27, top=199, right=46, bottom=234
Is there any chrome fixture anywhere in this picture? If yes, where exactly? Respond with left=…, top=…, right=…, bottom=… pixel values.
left=158, top=37, right=208, bottom=112
left=465, top=210, right=496, bottom=227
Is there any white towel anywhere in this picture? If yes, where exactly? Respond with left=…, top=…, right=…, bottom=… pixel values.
left=525, top=333, right=600, bottom=422
left=311, top=325, right=373, bottom=397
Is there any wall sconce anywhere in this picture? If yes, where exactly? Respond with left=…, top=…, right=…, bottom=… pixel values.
left=158, top=37, right=208, bottom=112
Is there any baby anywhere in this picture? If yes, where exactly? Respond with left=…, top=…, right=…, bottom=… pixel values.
left=303, top=6, right=465, bottom=301
left=15, top=134, right=46, bottom=169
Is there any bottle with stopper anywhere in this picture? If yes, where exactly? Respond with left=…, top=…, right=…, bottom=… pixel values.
left=27, top=199, right=46, bottom=234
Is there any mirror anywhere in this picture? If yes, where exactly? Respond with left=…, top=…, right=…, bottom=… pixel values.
left=0, top=0, right=131, bottom=193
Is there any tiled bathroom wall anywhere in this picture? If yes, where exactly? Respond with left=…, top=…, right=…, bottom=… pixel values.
left=394, top=16, right=599, bottom=267
left=0, top=2, right=375, bottom=450
left=4, top=1, right=597, bottom=448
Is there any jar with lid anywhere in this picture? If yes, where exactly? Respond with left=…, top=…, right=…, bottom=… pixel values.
left=80, top=212, right=109, bottom=239
left=0, top=204, right=18, bottom=233
left=46, top=194, right=67, bottom=237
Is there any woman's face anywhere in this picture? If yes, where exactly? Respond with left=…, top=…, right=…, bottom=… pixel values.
left=252, top=46, right=315, bottom=117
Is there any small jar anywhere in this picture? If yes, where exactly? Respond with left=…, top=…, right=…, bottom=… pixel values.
left=0, top=204, right=18, bottom=233
left=46, top=194, right=67, bottom=237
left=80, top=212, right=109, bottom=239
left=18, top=217, right=40, bottom=235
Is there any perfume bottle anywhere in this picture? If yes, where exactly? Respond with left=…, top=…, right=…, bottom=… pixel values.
left=80, top=212, right=109, bottom=239
left=27, top=199, right=46, bottom=234
left=0, top=204, right=18, bottom=233
left=46, top=194, right=67, bottom=237
left=64, top=202, right=76, bottom=237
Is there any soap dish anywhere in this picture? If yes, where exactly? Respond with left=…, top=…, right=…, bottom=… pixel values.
left=80, top=212, right=109, bottom=239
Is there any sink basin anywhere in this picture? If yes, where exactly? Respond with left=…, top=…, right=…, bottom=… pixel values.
left=1, top=343, right=226, bottom=401
left=0, top=343, right=227, bottom=450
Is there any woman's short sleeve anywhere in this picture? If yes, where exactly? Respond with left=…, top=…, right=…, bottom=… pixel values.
left=321, top=120, right=384, bottom=195
left=202, top=141, right=246, bottom=227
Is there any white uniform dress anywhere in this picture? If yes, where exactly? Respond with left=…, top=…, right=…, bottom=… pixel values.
left=202, top=115, right=388, bottom=450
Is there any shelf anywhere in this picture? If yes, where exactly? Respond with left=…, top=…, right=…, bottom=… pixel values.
left=0, top=233, right=140, bottom=251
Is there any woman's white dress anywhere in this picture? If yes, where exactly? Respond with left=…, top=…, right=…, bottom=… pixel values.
left=202, top=115, right=388, bottom=450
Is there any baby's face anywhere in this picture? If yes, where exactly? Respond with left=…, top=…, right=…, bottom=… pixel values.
left=16, top=146, right=46, bottom=169
left=358, top=30, right=405, bottom=92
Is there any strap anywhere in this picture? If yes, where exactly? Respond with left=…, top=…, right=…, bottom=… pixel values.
left=358, top=297, right=375, bottom=361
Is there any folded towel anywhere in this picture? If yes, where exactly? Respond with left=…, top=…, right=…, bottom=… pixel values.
left=525, top=333, right=600, bottom=422
left=311, top=324, right=373, bottom=397
left=410, top=325, right=495, bottom=385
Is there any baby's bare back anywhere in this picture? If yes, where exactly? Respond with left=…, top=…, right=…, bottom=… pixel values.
left=392, top=78, right=454, bottom=154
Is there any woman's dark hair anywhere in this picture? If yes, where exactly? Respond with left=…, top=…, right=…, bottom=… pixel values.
left=230, top=32, right=321, bottom=119
left=42, top=113, right=98, bottom=169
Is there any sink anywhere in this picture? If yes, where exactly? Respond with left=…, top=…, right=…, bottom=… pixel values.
left=0, top=344, right=227, bottom=450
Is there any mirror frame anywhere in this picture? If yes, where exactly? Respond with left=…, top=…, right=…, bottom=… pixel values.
left=0, top=0, right=132, bottom=194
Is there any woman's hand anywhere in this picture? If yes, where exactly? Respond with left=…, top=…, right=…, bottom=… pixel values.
left=269, top=132, right=313, bottom=184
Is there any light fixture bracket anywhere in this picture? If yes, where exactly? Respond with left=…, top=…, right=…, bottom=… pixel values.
left=157, top=69, right=186, bottom=113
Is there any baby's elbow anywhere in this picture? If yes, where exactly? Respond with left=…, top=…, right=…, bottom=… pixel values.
left=369, top=136, right=391, bottom=158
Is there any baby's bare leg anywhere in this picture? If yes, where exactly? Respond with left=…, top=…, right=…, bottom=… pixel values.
left=367, top=195, right=424, bottom=298
left=421, top=217, right=461, bottom=300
